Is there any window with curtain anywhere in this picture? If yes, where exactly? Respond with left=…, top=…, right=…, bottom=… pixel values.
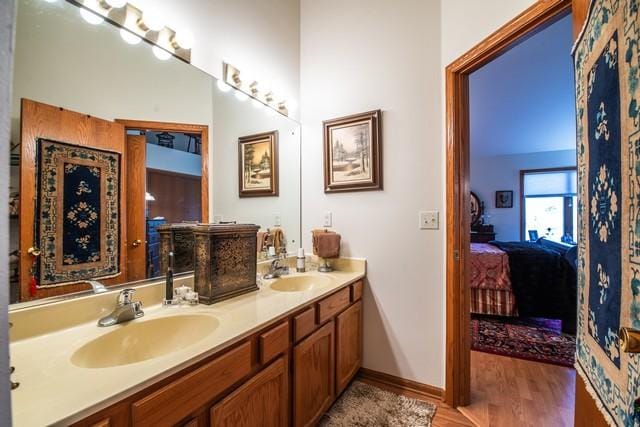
left=521, top=167, right=577, bottom=243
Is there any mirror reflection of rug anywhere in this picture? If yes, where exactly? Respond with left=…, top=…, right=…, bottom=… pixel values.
left=471, top=315, right=575, bottom=368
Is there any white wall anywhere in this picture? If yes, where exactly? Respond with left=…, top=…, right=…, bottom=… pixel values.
left=301, top=0, right=444, bottom=387
left=129, top=0, right=300, bottom=120
left=471, top=149, right=577, bottom=241
left=146, top=143, right=202, bottom=177
left=300, top=0, right=541, bottom=388
left=212, top=86, right=301, bottom=252
left=0, top=0, right=15, bottom=422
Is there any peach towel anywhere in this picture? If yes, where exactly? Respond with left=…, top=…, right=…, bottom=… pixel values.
left=312, top=229, right=341, bottom=258
left=270, top=227, right=285, bottom=253
left=257, top=231, right=268, bottom=252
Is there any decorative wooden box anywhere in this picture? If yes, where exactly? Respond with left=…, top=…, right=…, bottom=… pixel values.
left=192, top=224, right=260, bottom=305
left=157, top=223, right=197, bottom=275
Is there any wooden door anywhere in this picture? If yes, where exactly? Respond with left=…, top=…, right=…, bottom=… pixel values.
left=293, top=321, right=334, bottom=427
left=335, top=300, right=362, bottom=395
left=125, top=134, right=147, bottom=282
left=19, top=99, right=126, bottom=301
left=210, top=357, right=288, bottom=427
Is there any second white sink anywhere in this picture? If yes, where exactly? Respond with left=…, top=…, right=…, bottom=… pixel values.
left=270, top=275, right=332, bottom=292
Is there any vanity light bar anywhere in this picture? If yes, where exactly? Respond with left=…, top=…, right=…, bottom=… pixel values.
left=69, top=0, right=192, bottom=63
left=222, top=63, right=290, bottom=117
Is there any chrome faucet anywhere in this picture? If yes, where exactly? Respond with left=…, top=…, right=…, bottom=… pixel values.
left=87, top=280, right=107, bottom=294
left=97, top=288, right=144, bottom=327
left=263, top=258, right=290, bottom=279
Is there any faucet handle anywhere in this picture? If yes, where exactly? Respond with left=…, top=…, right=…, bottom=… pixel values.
left=118, top=288, right=136, bottom=305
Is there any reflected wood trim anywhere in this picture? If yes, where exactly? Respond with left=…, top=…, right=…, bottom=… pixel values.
left=357, top=368, right=443, bottom=401
left=19, top=99, right=127, bottom=301
left=444, top=0, right=571, bottom=407
left=126, top=135, right=147, bottom=282
left=115, top=119, right=210, bottom=222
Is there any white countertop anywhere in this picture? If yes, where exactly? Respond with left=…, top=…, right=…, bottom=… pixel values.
left=10, top=260, right=365, bottom=426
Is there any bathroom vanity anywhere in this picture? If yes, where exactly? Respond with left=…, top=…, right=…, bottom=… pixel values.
left=9, top=259, right=365, bottom=426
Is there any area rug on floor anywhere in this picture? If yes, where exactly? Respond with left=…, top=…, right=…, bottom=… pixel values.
left=471, top=315, right=576, bottom=367
left=319, top=381, right=436, bottom=427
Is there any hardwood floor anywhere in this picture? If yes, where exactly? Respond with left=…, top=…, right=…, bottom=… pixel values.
left=458, top=351, right=576, bottom=427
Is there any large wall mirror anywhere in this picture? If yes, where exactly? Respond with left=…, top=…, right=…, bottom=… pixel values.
left=8, top=0, right=301, bottom=305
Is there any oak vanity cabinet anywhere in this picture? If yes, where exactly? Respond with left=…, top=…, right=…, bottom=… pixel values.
left=72, top=279, right=364, bottom=427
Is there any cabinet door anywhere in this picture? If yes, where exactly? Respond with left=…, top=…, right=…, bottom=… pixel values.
left=336, top=301, right=363, bottom=395
left=210, top=357, right=288, bottom=427
left=293, top=321, right=335, bottom=427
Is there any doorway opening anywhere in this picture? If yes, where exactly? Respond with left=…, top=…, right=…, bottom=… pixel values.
left=116, top=119, right=209, bottom=282
left=444, top=0, right=576, bottom=416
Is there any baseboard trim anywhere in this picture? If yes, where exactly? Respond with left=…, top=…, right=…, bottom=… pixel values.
left=357, top=368, right=444, bottom=401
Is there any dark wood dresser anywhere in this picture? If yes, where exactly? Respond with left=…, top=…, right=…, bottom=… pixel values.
left=470, top=224, right=496, bottom=243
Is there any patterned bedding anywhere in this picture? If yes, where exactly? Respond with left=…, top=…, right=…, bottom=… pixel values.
left=470, top=243, right=517, bottom=316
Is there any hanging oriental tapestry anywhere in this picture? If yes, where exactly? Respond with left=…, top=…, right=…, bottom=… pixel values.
left=36, top=139, right=121, bottom=287
left=573, top=0, right=640, bottom=425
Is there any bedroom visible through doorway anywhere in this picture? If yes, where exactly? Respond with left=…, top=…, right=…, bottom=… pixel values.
left=463, top=11, right=578, bottom=426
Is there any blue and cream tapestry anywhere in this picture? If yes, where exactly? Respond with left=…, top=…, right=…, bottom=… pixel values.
left=36, top=139, right=121, bottom=286
left=574, top=0, right=640, bottom=425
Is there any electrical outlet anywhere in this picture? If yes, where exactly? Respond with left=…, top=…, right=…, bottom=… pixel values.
left=213, top=214, right=223, bottom=224
left=323, top=212, right=332, bottom=227
left=274, top=214, right=281, bottom=227
left=419, top=211, right=439, bottom=230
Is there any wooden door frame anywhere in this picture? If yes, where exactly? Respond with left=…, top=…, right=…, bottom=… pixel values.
left=115, top=119, right=210, bottom=222
left=444, top=0, right=572, bottom=407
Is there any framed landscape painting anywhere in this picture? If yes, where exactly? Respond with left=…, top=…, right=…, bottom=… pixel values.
left=323, top=110, right=382, bottom=193
left=238, top=131, right=278, bottom=197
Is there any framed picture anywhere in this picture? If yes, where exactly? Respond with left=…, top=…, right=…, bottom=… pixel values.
left=323, top=109, right=382, bottom=193
left=238, top=131, right=278, bottom=197
left=495, top=190, right=513, bottom=208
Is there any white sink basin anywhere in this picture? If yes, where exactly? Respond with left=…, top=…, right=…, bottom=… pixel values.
left=270, top=275, right=332, bottom=292
left=71, top=314, right=218, bottom=368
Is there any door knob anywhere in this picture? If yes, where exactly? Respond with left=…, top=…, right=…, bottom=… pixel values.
left=619, top=327, right=640, bottom=353
left=132, top=239, right=142, bottom=248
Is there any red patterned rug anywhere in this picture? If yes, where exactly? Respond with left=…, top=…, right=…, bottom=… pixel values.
left=471, top=315, right=576, bottom=367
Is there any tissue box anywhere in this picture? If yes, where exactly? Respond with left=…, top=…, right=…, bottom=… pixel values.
left=192, top=224, right=259, bottom=304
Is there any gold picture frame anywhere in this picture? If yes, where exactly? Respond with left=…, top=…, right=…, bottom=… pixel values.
left=238, top=131, right=278, bottom=197
left=323, top=110, right=382, bottom=193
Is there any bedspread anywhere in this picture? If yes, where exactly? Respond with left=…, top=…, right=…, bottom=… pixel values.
left=469, top=243, right=511, bottom=290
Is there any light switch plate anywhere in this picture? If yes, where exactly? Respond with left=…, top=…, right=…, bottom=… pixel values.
left=323, top=212, right=332, bottom=227
left=419, top=211, right=439, bottom=230
left=274, top=214, right=282, bottom=227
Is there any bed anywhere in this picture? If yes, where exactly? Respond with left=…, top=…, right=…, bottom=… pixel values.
left=470, top=239, right=577, bottom=334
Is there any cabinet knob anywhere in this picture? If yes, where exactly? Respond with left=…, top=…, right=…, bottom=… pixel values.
left=132, top=239, right=142, bottom=248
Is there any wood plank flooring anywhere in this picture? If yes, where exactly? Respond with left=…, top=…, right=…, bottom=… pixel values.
left=458, top=351, right=576, bottom=427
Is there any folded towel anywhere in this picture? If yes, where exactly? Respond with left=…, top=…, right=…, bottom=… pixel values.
left=257, top=231, right=268, bottom=253
left=312, top=229, right=341, bottom=258
left=270, top=227, right=285, bottom=253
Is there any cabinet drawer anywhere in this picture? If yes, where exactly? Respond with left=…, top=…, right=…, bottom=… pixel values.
left=317, top=287, right=350, bottom=324
left=293, top=307, right=316, bottom=342
left=259, top=321, right=289, bottom=364
left=132, top=341, right=252, bottom=427
left=351, top=280, right=363, bottom=302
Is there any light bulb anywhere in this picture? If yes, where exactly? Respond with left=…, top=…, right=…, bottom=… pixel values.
left=174, top=30, right=194, bottom=49
left=80, top=7, right=104, bottom=25
left=234, top=90, right=249, bottom=101
left=104, top=0, right=126, bottom=7
left=152, top=46, right=171, bottom=60
left=120, top=28, right=141, bottom=45
left=143, top=9, right=164, bottom=31
left=251, top=99, right=263, bottom=109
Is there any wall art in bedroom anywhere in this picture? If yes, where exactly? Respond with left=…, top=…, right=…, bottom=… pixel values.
left=495, top=190, right=513, bottom=208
